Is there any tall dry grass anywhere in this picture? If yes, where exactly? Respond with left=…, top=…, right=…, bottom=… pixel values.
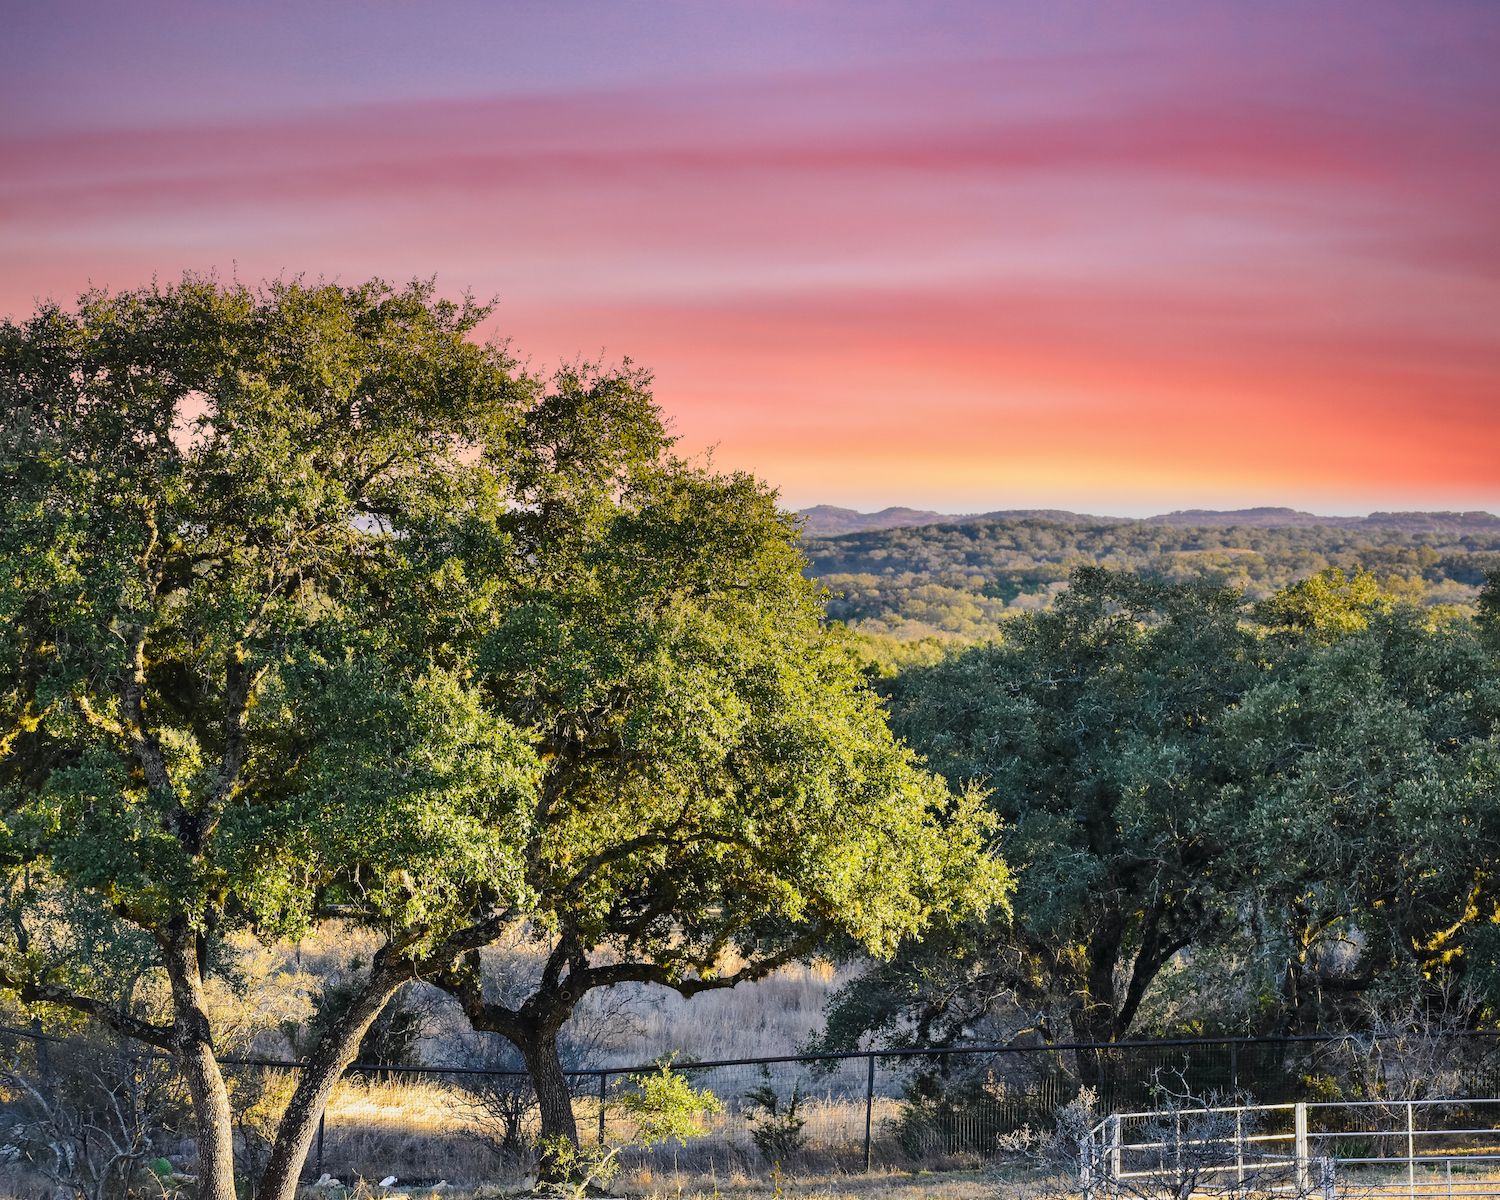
left=308, top=1063, right=904, bottom=1185
left=597, top=958, right=857, bottom=1066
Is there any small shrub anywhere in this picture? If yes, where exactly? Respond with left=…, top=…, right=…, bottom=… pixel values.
left=894, top=1068, right=1015, bottom=1158
left=536, top=1060, right=722, bottom=1199
left=743, top=1069, right=808, bottom=1161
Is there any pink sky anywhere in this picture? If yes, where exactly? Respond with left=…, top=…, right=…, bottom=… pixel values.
left=4, top=1, right=1498, bottom=514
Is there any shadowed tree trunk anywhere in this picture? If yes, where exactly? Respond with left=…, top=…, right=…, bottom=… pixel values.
left=444, top=979, right=582, bottom=1183
left=516, top=1019, right=581, bottom=1177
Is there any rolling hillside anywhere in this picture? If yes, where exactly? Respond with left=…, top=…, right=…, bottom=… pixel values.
left=797, top=509, right=1500, bottom=640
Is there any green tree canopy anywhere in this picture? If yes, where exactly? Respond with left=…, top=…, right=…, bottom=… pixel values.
left=0, top=277, right=544, bottom=1200
left=1219, top=607, right=1500, bottom=1028
left=826, top=567, right=1500, bottom=1059
left=830, top=569, right=1256, bottom=1055
left=1480, top=569, right=1500, bottom=637
left=427, top=363, right=1006, bottom=1161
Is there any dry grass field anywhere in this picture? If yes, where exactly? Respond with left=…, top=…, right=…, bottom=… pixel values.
left=354, top=1169, right=1006, bottom=1200
left=608, top=957, right=856, bottom=1065
left=0, top=1168, right=1016, bottom=1200
left=623, top=1169, right=1000, bottom=1200
left=311, top=1072, right=915, bottom=1185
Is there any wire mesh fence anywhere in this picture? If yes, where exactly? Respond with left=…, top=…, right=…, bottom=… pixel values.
left=5, top=1026, right=1500, bottom=1190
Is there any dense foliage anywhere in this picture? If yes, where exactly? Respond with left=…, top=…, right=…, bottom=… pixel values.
left=0, top=277, right=545, bottom=1200
left=422, top=355, right=1005, bottom=1164
left=822, top=567, right=1500, bottom=1058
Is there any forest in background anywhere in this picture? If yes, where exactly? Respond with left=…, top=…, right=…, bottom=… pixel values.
left=800, top=511, right=1500, bottom=642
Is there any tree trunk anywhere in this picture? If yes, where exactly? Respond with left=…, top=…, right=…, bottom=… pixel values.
left=1070, top=968, right=1129, bottom=1092
left=1071, top=926, right=1125, bottom=1088
left=1072, top=1000, right=1116, bottom=1089
left=517, top=1023, right=580, bottom=1182
left=1278, top=905, right=1316, bottom=1034
left=161, top=932, right=237, bottom=1200
left=255, top=969, right=405, bottom=1200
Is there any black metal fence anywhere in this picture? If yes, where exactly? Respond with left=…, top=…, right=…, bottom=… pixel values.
left=4, top=1026, right=1500, bottom=1190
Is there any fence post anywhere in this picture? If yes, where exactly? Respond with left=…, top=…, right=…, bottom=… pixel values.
left=1407, top=1101, right=1417, bottom=1199
left=315, top=1109, right=326, bottom=1180
left=598, top=1071, right=608, bottom=1145
left=1235, top=1109, right=1245, bottom=1186
left=1320, top=1154, right=1336, bottom=1200
left=1080, top=1121, right=1094, bottom=1200
left=862, top=1053, right=876, bottom=1172
left=1110, top=1113, right=1123, bottom=1184
left=1173, top=1109, right=1182, bottom=1180
left=1230, top=1040, right=1239, bottom=1093
left=1294, top=1102, right=1309, bottom=1195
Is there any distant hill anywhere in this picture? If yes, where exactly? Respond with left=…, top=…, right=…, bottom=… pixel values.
left=1356, top=511, right=1500, bottom=533
left=799, top=505, right=1500, bottom=537
left=1149, top=507, right=1340, bottom=528
left=799, top=504, right=1114, bottom=535
left=798, top=505, right=957, bottom=535
left=1150, top=508, right=1500, bottom=532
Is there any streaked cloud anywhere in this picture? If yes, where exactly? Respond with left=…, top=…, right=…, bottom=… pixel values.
left=3, top=3, right=1497, bottom=513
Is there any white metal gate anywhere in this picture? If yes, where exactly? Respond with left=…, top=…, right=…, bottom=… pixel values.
left=1084, top=1097, right=1500, bottom=1197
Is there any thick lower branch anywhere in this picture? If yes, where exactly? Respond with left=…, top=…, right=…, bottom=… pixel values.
left=256, top=961, right=406, bottom=1200
left=0, top=970, right=175, bottom=1050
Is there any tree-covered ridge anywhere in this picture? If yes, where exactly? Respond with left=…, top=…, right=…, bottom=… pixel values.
left=801, top=505, right=1500, bottom=537
left=802, top=516, right=1500, bottom=639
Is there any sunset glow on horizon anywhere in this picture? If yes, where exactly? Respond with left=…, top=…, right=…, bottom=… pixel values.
left=4, top=1, right=1498, bottom=515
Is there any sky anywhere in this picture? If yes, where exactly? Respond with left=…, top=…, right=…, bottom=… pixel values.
left=3, top=1, right=1498, bottom=516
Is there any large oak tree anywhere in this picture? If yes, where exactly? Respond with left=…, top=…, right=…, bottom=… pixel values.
left=423, top=353, right=1006, bottom=1165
